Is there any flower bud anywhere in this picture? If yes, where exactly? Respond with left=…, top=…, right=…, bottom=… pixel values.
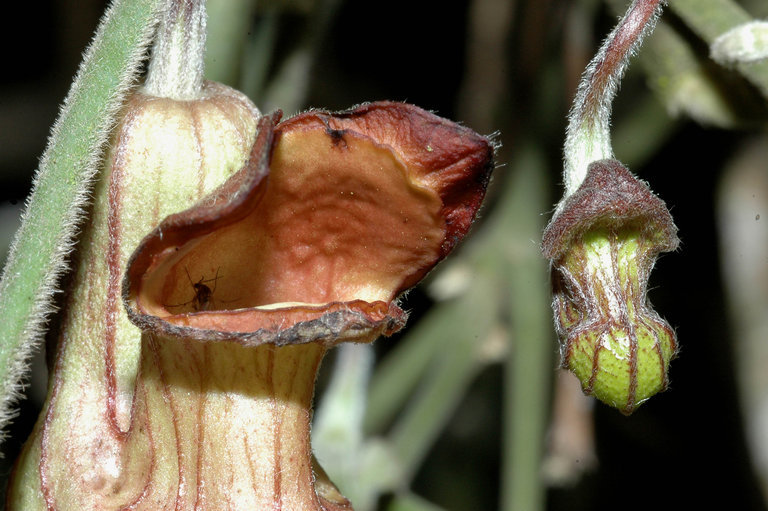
left=542, top=159, right=679, bottom=414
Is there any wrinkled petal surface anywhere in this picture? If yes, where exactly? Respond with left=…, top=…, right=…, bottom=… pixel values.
left=124, top=102, right=493, bottom=346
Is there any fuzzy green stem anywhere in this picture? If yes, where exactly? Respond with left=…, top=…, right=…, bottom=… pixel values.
left=564, top=0, right=664, bottom=196
left=0, top=0, right=164, bottom=449
left=144, top=0, right=207, bottom=99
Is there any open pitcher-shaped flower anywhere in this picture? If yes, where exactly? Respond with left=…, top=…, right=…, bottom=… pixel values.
left=119, top=103, right=493, bottom=509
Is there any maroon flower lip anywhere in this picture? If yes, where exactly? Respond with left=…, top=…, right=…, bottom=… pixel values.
left=123, top=102, right=494, bottom=346
left=542, top=159, right=679, bottom=262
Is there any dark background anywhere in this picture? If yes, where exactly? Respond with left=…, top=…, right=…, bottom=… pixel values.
left=1, top=1, right=766, bottom=510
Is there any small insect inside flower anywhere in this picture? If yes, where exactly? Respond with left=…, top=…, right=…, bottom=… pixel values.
left=167, top=268, right=221, bottom=312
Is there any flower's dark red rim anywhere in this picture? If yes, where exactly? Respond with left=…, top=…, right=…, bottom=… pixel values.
left=542, top=159, right=679, bottom=261
left=123, top=103, right=494, bottom=347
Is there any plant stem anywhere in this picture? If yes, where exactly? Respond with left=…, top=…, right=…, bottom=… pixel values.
left=386, top=276, right=497, bottom=480
left=313, top=343, right=376, bottom=508
left=204, top=0, right=258, bottom=86
left=389, top=285, right=495, bottom=481
left=499, top=147, right=552, bottom=511
left=144, top=0, right=207, bottom=99
left=386, top=492, right=446, bottom=511
left=364, top=307, right=451, bottom=435
left=565, top=0, right=664, bottom=195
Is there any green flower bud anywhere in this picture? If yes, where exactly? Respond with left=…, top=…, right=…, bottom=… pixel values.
left=543, top=159, right=679, bottom=414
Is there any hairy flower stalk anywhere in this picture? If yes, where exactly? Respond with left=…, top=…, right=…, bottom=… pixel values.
left=8, top=1, right=262, bottom=507
left=545, top=0, right=679, bottom=414
left=144, top=0, right=206, bottom=99
left=563, top=0, right=664, bottom=196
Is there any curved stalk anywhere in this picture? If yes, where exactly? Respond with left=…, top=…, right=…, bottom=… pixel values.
left=564, top=0, right=664, bottom=195
left=144, top=0, right=207, bottom=99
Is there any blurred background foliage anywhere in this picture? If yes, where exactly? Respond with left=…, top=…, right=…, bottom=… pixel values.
left=1, top=0, right=768, bottom=510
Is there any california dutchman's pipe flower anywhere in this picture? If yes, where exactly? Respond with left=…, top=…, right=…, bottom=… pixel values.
left=116, top=104, right=492, bottom=509
left=8, top=0, right=493, bottom=507
left=124, top=104, right=493, bottom=344
left=11, top=99, right=492, bottom=510
left=543, top=160, right=678, bottom=414
left=8, top=0, right=493, bottom=506
left=545, top=0, right=679, bottom=414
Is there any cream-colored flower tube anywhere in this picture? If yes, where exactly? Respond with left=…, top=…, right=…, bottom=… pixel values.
left=8, top=1, right=260, bottom=506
